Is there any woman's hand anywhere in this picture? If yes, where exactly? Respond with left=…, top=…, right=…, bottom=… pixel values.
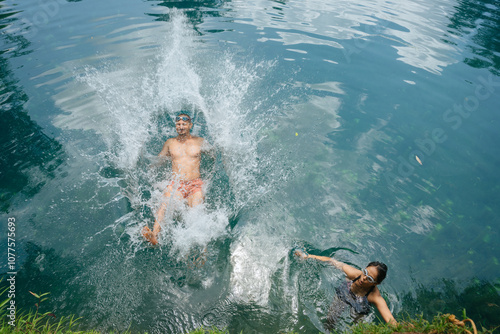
left=294, top=249, right=309, bottom=259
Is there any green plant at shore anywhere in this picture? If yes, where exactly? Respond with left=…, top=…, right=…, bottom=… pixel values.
left=1, top=282, right=497, bottom=334
left=0, top=284, right=83, bottom=334
left=347, top=311, right=498, bottom=334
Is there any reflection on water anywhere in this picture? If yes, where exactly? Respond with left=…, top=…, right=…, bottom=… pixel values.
left=449, top=0, right=500, bottom=74
left=227, top=0, right=461, bottom=73
left=1, top=0, right=499, bottom=332
left=0, top=10, right=64, bottom=213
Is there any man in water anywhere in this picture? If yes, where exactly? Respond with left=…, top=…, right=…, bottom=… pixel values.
left=142, top=113, right=212, bottom=245
left=295, top=250, right=396, bottom=327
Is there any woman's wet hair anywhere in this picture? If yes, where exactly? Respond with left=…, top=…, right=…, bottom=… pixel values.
left=367, top=261, right=388, bottom=283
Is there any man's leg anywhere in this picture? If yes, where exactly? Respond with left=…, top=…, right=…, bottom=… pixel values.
left=142, top=184, right=179, bottom=245
left=187, top=190, right=204, bottom=207
left=186, top=179, right=204, bottom=207
left=186, top=188, right=206, bottom=267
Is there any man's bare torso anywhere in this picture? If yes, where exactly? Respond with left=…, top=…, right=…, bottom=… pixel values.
left=160, top=136, right=204, bottom=181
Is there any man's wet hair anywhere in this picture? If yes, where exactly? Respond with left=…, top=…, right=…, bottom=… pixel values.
left=367, top=261, right=388, bottom=283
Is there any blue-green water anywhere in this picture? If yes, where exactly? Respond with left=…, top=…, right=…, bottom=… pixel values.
left=1, top=0, right=499, bottom=332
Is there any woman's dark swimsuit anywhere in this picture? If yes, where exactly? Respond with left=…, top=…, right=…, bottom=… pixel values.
left=336, top=275, right=375, bottom=315
left=325, top=275, right=375, bottom=330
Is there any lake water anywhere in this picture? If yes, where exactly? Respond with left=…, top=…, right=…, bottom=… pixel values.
left=1, top=0, right=499, bottom=332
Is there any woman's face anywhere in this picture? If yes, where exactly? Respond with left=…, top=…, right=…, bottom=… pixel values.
left=358, top=266, right=379, bottom=287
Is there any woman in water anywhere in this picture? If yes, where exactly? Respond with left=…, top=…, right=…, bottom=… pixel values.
left=294, top=250, right=396, bottom=327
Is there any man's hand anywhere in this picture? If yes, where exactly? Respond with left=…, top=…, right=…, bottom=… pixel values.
left=149, top=155, right=169, bottom=168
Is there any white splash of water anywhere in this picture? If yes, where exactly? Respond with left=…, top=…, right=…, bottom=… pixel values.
left=79, top=65, right=159, bottom=169
left=202, top=55, right=272, bottom=211
left=169, top=205, right=229, bottom=253
left=155, top=12, right=205, bottom=113
left=230, top=232, right=289, bottom=306
left=74, top=9, right=278, bottom=256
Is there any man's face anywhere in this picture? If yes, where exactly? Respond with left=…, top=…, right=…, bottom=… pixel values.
left=175, top=116, right=192, bottom=135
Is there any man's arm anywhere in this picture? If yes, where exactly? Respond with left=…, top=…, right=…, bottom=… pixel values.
left=368, top=288, right=397, bottom=325
left=149, top=140, right=171, bottom=168
left=158, top=140, right=171, bottom=157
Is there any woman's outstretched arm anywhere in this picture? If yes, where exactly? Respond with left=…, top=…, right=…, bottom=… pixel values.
left=294, top=250, right=361, bottom=279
